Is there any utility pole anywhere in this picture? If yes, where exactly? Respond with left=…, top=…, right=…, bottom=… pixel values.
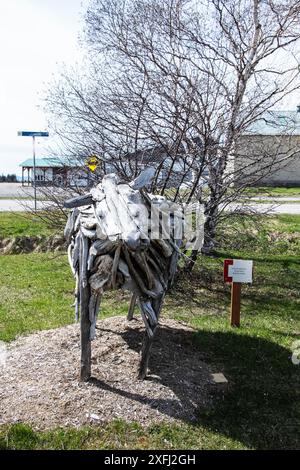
left=32, top=135, right=37, bottom=210
left=18, top=131, right=49, bottom=211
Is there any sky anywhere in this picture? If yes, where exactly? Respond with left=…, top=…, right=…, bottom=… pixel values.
left=0, top=0, right=299, bottom=177
left=0, top=0, right=88, bottom=176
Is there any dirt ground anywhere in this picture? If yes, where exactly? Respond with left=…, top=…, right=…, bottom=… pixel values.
left=0, top=316, right=214, bottom=430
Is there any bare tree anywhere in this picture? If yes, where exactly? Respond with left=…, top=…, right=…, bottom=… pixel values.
left=44, top=0, right=300, bottom=260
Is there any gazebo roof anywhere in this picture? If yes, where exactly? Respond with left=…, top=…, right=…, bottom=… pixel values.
left=20, top=157, right=80, bottom=168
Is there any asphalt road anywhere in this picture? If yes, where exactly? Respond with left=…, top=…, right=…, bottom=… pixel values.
left=0, top=199, right=48, bottom=212
left=0, top=183, right=42, bottom=198
left=0, top=198, right=300, bottom=214
left=1, top=183, right=300, bottom=214
left=226, top=202, right=300, bottom=215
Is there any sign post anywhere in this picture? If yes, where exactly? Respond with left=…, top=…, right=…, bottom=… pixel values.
left=18, top=131, right=49, bottom=211
left=224, top=259, right=253, bottom=327
left=231, top=282, right=241, bottom=327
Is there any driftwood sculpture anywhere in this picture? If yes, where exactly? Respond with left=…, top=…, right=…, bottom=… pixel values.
left=64, top=169, right=184, bottom=380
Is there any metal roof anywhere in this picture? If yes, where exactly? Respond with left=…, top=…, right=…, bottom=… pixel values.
left=244, top=111, right=300, bottom=136
left=20, top=157, right=80, bottom=168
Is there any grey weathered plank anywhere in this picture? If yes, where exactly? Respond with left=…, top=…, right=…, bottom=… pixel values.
left=79, top=235, right=91, bottom=382
left=129, top=167, right=155, bottom=190
left=64, top=194, right=93, bottom=208
left=111, top=244, right=121, bottom=289
left=80, top=232, right=89, bottom=288
left=64, top=208, right=79, bottom=242
left=127, top=293, right=137, bottom=321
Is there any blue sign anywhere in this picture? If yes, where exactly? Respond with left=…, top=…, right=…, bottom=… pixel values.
left=18, top=131, right=49, bottom=137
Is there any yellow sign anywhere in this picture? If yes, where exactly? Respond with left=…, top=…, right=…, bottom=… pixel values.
left=86, top=155, right=99, bottom=172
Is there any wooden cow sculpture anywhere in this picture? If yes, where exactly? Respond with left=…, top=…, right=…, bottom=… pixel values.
left=64, top=169, right=183, bottom=380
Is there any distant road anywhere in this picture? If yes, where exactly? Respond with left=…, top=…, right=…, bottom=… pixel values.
left=0, top=183, right=64, bottom=199
left=0, top=199, right=50, bottom=212
left=250, top=196, right=300, bottom=202
left=0, top=198, right=300, bottom=214
left=1, top=183, right=300, bottom=214
left=0, top=183, right=37, bottom=198
left=226, top=202, right=300, bottom=215
left=0, top=183, right=66, bottom=212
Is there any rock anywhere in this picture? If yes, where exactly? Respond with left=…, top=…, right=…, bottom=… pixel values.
left=211, top=373, right=228, bottom=384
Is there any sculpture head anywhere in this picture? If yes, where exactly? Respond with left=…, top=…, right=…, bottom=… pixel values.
left=64, top=168, right=155, bottom=252
left=91, top=174, right=150, bottom=251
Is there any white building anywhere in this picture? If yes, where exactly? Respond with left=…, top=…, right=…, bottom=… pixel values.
left=20, top=157, right=88, bottom=187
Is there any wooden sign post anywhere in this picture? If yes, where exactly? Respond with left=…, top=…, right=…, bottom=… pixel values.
left=230, top=282, right=241, bottom=327
left=224, top=259, right=253, bottom=327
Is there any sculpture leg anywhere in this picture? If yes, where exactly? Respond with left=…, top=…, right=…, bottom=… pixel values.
left=138, top=331, right=156, bottom=380
left=80, top=234, right=91, bottom=382
left=127, top=293, right=137, bottom=321
left=80, top=282, right=91, bottom=381
left=138, top=293, right=165, bottom=380
left=89, top=291, right=101, bottom=340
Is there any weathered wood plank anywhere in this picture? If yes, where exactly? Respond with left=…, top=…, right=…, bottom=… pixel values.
left=139, top=299, right=158, bottom=327
left=111, top=244, right=121, bottom=289
left=127, top=293, right=137, bottom=321
left=123, top=247, right=158, bottom=298
left=129, top=167, right=155, bottom=190
left=64, top=193, right=93, bottom=208
left=64, top=208, right=79, bottom=242
left=79, top=235, right=91, bottom=382
left=80, top=233, right=89, bottom=288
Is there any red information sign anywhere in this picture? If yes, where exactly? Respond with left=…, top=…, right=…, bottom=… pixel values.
left=223, top=259, right=253, bottom=327
left=223, top=259, right=253, bottom=284
left=223, top=259, right=234, bottom=283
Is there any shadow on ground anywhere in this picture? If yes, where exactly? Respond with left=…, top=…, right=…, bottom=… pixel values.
left=91, top=321, right=212, bottom=424
left=91, top=321, right=299, bottom=450
left=192, top=329, right=299, bottom=450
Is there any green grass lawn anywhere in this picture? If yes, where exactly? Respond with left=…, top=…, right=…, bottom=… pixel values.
left=0, top=214, right=299, bottom=449
left=0, top=253, right=131, bottom=342
left=166, top=186, right=300, bottom=200
left=0, top=253, right=74, bottom=341
left=0, top=212, right=55, bottom=238
left=244, top=186, right=300, bottom=197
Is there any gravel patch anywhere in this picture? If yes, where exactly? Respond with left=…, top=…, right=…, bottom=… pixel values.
left=0, top=316, right=213, bottom=430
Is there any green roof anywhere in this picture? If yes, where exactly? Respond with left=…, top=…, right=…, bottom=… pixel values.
left=20, top=157, right=80, bottom=168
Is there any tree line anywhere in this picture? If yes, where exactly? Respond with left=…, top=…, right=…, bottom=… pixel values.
left=0, top=174, right=17, bottom=182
